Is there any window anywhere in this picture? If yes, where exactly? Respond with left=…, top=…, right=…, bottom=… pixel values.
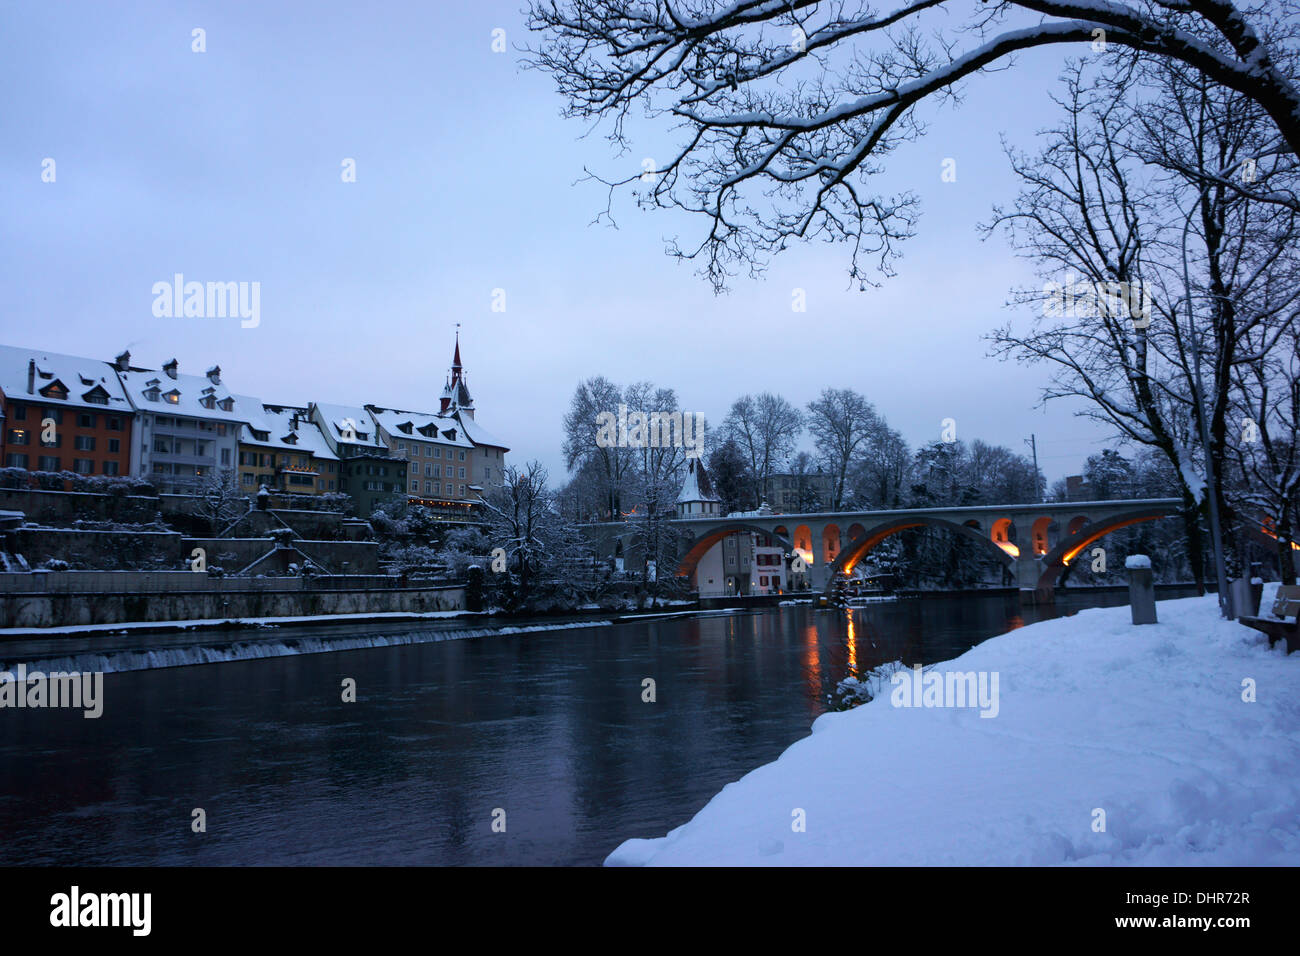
left=484, top=467, right=490, bottom=481
left=216, top=424, right=227, bottom=436
left=459, top=484, right=466, bottom=496
left=397, top=441, right=406, bottom=453
left=458, top=450, right=466, bottom=461
left=220, top=448, right=230, bottom=465
left=433, top=447, right=441, bottom=458
left=73, top=458, right=94, bottom=474
left=38, top=456, right=60, bottom=470
left=7, top=429, right=28, bottom=446
left=432, top=464, right=440, bottom=478
left=6, top=453, right=28, bottom=468
left=154, top=438, right=171, bottom=453
left=78, top=413, right=96, bottom=428
left=242, top=473, right=255, bottom=485
left=74, top=435, right=96, bottom=451
left=103, top=461, right=119, bottom=476
left=410, top=479, right=418, bottom=492
left=44, top=408, right=63, bottom=424
left=424, top=463, right=432, bottom=477
left=329, top=480, right=335, bottom=491
left=10, top=404, right=25, bottom=420
left=424, top=481, right=432, bottom=493
left=107, top=416, right=122, bottom=431
left=458, top=467, right=466, bottom=479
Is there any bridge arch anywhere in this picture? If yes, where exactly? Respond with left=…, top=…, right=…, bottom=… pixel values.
left=825, top=516, right=1015, bottom=593
left=677, top=523, right=795, bottom=577
left=1036, top=506, right=1180, bottom=592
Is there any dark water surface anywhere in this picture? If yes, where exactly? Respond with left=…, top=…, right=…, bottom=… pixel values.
left=0, top=590, right=1189, bottom=865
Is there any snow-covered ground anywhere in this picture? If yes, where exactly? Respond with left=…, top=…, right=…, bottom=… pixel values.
left=608, top=591, right=1300, bottom=866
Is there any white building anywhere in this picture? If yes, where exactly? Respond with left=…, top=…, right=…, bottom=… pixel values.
left=112, top=353, right=256, bottom=493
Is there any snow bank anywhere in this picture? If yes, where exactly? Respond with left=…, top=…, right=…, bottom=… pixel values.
left=1124, top=554, right=1151, bottom=569
left=607, top=596, right=1300, bottom=866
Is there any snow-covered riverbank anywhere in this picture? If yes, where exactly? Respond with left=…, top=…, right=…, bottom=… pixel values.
left=608, top=592, right=1300, bottom=865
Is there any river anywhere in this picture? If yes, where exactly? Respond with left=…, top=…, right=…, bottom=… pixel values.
left=0, top=588, right=1193, bottom=865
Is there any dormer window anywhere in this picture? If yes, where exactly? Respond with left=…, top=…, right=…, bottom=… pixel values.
left=398, top=422, right=413, bottom=434
left=144, top=387, right=161, bottom=403
left=164, top=390, right=181, bottom=405
left=218, top=397, right=233, bottom=412
left=200, top=394, right=216, bottom=409
left=82, top=386, right=110, bottom=406
left=39, top=380, right=68, bottom=400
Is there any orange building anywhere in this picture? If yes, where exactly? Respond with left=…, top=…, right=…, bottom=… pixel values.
left=0, top=346, right=134, bottom=479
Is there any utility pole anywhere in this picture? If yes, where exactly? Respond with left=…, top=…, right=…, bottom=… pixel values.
left=1025, top=434, right=1041, bottom=502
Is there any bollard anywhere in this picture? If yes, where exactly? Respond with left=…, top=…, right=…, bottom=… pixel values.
left=1126, top=555, right=1157, bottom=625
left=1230, top=577, right=1258, bottom=617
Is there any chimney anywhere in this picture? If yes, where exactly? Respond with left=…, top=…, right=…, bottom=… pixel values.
left=163, top=358, right=178, bottom=379
left=114, top=350, right=131, bottom=372
left=26, top=359, right=35, bottom=394
left=206, top=365, right=221, bottom=384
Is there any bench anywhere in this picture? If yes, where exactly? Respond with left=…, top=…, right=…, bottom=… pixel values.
left=1239, top=585, right=1300, bottom=653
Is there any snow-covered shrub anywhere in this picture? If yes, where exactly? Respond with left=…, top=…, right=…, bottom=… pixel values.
left=825, top=660, right=907, bottom=712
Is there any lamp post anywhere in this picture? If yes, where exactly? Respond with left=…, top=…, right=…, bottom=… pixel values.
left=1180, top=199, right=1234, bottom=619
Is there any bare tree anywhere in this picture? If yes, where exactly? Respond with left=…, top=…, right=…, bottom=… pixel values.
left=480, top=461, right=557, bottom=605
left=806, top=387, right=882, bottom=508
left=563, top=376, right=636, bottom=520
left=527, top=0, right=1300, bottom=288
left=721, top=392, right=803, bottom=506
left=985, top=58, right=1300, bottom=586
left=189, top=469, right=247, bottom=536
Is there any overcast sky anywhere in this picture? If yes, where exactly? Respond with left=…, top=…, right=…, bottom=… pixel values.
left=1, top=2, right=1123, bottom=485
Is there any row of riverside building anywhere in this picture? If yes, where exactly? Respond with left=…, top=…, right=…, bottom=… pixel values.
left=0, top=333, right=509, bottom=520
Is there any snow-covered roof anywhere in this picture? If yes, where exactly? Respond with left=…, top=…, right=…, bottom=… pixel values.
left=312, top=402, right=385, bottom=448
left=454, top=411, right=508, bottom=450
left=240, top=405, right=339, bottom=461
left=369, top=406, right=474, bottom=449
left=115, top=363, right=258, bottom=424
left=678, top=459, right=721, bottom=504
left=0, top=345, right=133, bottom=413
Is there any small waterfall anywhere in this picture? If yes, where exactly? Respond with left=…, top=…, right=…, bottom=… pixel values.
left=0, top=619, right=614, bottom=675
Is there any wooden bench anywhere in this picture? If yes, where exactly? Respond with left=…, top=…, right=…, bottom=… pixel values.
left=1239, top=585, right=1300, bottom=653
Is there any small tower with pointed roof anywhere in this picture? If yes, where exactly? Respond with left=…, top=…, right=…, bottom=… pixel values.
left=677, top=459, right=722, bottom=518
left=439, top=327, right=475, bottom=418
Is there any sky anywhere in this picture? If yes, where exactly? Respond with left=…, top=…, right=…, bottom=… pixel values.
left=0, top=1, right=1124, bottom=486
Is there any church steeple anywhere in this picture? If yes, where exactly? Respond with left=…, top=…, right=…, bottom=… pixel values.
left=440, top=326, right=475, bottom=417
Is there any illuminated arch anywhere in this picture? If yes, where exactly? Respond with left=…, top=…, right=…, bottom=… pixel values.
left=792, top=524, right=814, bottom=564
left=1067, top=516, right=1088, bottom=537
left=822, top=524, right=841, bottom=565
left=825, top=516, right=1015, bottom=594
left=1036, top=506, right=1180, bottom=591
left=1031, top=516, right=1053, bottom=557
left=677, top=523, right=795, bottom=577
left=990, top=517, right=1019, bottom=558
left=847, top=522, right=867, bottom=542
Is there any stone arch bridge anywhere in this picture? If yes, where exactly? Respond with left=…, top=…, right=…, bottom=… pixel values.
left=670, top=498, right=1183, bottom=603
